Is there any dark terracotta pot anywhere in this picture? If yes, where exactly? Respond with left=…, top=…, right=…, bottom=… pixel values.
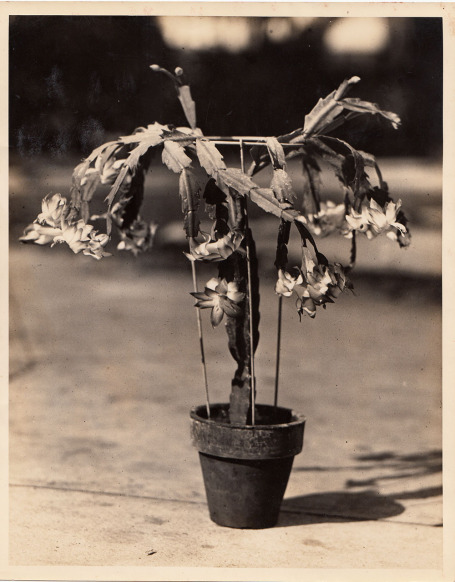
left=190, top=403, right=305, bottom=529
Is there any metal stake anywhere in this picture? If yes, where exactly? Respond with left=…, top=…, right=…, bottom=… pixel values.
left=274, top=295, right=283, bottom=408
left=191, top=260, right=211, bottom=419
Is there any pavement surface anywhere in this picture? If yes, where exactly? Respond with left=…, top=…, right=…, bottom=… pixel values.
left=5, top=157, right=447, bottom=580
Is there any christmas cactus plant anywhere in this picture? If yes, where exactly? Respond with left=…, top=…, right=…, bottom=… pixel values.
left=20, top=65, right=410, bottom=426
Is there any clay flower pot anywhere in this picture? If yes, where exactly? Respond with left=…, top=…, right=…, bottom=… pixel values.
left=190, top=403, right=305, bottom=529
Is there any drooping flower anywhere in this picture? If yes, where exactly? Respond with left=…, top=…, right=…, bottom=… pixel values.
left=19, top=222, right=63, bottom=246
left=295, top=262, right=351, bottom=319
left=307, top=201, right=347, bottom=237
left=367, top=198, right=407, bottom=236
left=52, top=220, right=95, bottom=253
left=84, top=232, right=111, bottom=260
left=185, top=229, right=244, bottom=262
left=20, top=193, right=68, bottom=246
left=191, top=278, right=245, bottom=327
left=386, top=219, right=411, bottom=247
left=344, top=204, right=371, bottom=235
left=52, top=220, right=111, bottom=260
left=117, top=219, right=158, bottom=256
left=276, top=244, right=351, bottom=319
left=275, top=267, right=303, bottom=297
left=36, top=193, right=69, bottom=228
left=78, top=148, right=132, bottom=193
left=296, top=296, right=318, bottom=319
left=21, top=193, right=111, bottom=259
left=95, top=155, right=131, bottom=186
left=345, top=198, right=409, bottom=243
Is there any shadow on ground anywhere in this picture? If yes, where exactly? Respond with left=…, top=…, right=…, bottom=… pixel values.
left=280, top=490, right=405, bottom=526
left=345, top=449, right=442, bottom=488
left=278, top=449, right=442, bottom=527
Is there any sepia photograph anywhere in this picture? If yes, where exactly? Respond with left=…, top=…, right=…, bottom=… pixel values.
left=4, top=3, right=453, bottom=580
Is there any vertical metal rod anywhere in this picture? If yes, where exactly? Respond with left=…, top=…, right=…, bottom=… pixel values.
left=191, top=260, right=211, bottom=419
left=246, top=232, right=256, bottom=427
left=239, top=137, right=245, bottom=173
left=240, top=139, right=256, bottom=426
left=274, top=295, right=283, bottom=408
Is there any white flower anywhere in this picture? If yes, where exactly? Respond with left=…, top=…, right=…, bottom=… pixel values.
left=36, top=193, right=68, bottom=228
left=185, top=229, right=244, bottom=262
left=19, top=223, right=62, bottom=245
left=84, top=232, right=111, bottom=260
left=191, top=278, right=245, bottom=327
left=52, top=220, right=94, bottom=253
left=275, top=268, right=303, bottom=297
left=278, top=256, right=351, bottom=319
left=345, top=205, right=371, bottom=236
left=52, top=220, right=110, bottom=259
left=345, top=198, right=408, bottom=241
left=368, top=199, right=407, bottom=236
left=95, top=155, right=130, bottom=186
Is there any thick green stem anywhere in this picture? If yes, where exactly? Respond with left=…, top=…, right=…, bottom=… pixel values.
left=220, top=195, right=259, bottom=425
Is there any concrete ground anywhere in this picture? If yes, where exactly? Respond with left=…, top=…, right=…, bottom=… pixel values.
left=6, top=157, right=446, bottom=579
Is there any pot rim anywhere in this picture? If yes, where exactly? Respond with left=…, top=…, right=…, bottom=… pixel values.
left=190, top=402, right=306, bottom=430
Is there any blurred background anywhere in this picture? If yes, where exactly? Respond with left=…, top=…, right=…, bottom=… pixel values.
left=9, top=15, right=442, bottom=237
left=9, top=16, right=442, bottom=157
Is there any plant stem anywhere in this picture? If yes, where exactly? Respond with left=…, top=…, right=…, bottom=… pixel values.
left=241, top=139, right=256, bottom=426
left=374, top=161, right=386, bottom=190
left=191, top=260, right=210, bottom=419
left=245, top=220, right=256, bottom=426
left=303, top=76, right=359, bottom=137
left=349, top=231, right=357, bottom=269
left=274, top=295, right=283, bottom=408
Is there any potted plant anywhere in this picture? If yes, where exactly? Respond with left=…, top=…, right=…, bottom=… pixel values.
left=20, top=65, right=410, bottom=529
